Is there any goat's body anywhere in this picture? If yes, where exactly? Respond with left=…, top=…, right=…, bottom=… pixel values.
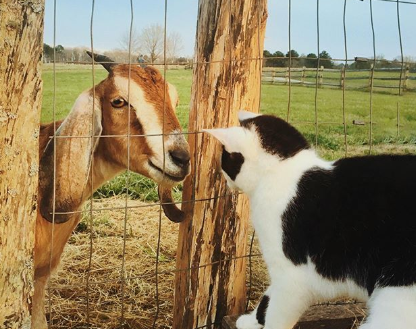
left=34, top=121, right=127, bottom=327
left=32, top=61, right=190, bottom=328
left=35, top=121, right=121, bottom=276
left=33, top=121, right=83, bottom=328
left=33, top=213, right=81, bottom=329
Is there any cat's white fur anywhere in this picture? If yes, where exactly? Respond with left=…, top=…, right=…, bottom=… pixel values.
left=205, top=115, right=416, bottom=329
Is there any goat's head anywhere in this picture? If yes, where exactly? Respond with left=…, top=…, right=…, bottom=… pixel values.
left=39, top=52, right=190, bottom=224
left=92, top=53, right=190, bottom=185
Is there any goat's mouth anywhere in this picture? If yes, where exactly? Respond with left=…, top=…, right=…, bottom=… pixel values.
left=148, top=160, right=187, bottom=182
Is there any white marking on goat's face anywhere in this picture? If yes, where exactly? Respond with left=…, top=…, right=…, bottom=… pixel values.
left=111, top=75, right=190, bottom=185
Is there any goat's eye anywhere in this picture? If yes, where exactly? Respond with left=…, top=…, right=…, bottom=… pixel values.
left=111, top=98, right=127, bottom=108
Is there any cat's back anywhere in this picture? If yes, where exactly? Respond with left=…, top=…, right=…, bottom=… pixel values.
left=330, top=154, right=416, bottom=219
left=298, top=154, right=416, bottom=229
left=296, top=154, right=416, bottom=212
left=284, top=154, right=416, bottom=291
left=332, top=153, right=416, bottom=221
left=333, top=154, right=416, bottom=187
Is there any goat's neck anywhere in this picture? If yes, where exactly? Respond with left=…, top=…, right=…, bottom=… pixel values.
left=84, top=153, right=124, bottom=199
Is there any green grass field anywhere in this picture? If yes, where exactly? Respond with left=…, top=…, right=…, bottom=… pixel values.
left=41, top=64, right=416, bottom=200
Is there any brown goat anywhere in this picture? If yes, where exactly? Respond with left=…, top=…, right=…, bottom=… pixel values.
left=32, top=53, right=190, bottom=329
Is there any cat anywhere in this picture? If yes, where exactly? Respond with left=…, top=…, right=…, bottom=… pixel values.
left=204, top=110, right=416, bottom=329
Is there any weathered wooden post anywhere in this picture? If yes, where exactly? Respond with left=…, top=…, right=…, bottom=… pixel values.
left=285, top=66, right=290, bottom=85
left=319, top=65, right=324, bottom=86
left=402, top=65, right=409, bottom=91
left=0, top=1, right=45, bottom=328
left=368, top=63, right=375, bottom=89
left=340, top=67, right=346, bottom=89
left=173, top=1, right=267, bottom=328
left=301, top=66, right=306, bottom=85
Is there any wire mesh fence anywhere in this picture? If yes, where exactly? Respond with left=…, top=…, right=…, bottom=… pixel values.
left=40, top=0, right=416, bottom=328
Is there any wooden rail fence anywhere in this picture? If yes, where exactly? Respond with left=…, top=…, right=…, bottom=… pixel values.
left=262, top=65, right=414, bottom=92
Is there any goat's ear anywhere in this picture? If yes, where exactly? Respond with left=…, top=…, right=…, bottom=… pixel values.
left=39, top=91, right=103, bottom=224
left=168, top=82, right=179, bottom=109
left=202, top=127, right=245, bottom=152
left=238, top=109, right=259, bottom=123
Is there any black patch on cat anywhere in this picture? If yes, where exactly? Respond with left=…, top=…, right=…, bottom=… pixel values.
left=241, top=115, right=309, bottom=159
left=256, top=295, right=270, bottom=325
left=221, top=146, right=244, bottom=180
left=282, top=155, right=416, bottom=295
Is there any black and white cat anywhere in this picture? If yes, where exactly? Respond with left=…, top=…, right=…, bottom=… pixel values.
left=204, top=110, right=416, bottom=329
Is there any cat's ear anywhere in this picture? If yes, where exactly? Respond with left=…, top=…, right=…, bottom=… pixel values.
left=238, top=110, right=260, bottom=123
left=203, top=127, right=245, bottom=151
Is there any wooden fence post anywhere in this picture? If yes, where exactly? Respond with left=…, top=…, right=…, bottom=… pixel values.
left=0, top=1, right=44, bottom=328
left=173, top=1, right=267, bottom=328
left=340, top=67, right=346, bottom=89
left=403, top=65, right=409, bottom=91
left=319, top=66, right=324, bottom=86
left=301, top=66, right=306, bottom=85
left=285, top=67, right=290, bottom=85
left=368, top=63, right=375, bottom=88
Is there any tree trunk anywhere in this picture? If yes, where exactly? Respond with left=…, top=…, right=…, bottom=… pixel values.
left=173, top=1, right=267, bottom=328
left=0, top=1, right=44, bottom=328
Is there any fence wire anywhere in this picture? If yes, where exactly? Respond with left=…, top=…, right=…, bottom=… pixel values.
left=86, top=0, right=96, bottom=325
left=43, top=0, right=415, bottom=328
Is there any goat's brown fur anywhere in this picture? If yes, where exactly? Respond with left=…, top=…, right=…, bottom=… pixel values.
left=32, top=64, right=189, bottom=329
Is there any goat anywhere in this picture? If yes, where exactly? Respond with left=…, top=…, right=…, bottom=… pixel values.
left=32, top=52, right=190, bottom=329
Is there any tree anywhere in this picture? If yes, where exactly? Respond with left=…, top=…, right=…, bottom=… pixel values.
left=55, top=44, right=64, bottom=53
left=286, top=49, right=299, bottom=58
left=138, top=24, right=164, bottom=64
left=319, top=50, right=333, bottom=68
left=43, top=43, right=66, bottom=62
left=271, top=50, right=285, bottom=67
left=71, top=46, right=90, bottom=62
left=43, top=43, right=53, bottom=62
left=119, top=25, right=184, bottom=64
left=263, top=50, right=285, bottom=67
left=103, top=49, right=130, bottom=63
left=374, top=55, right=395, bottom=69
left=166, top=31, right=184, bottom=63
left=305, top=53, right=318, bottom=68
left=402, top=56, right=416, bottom=70
left=0, top=1, right=44, bottom=327
left=285, top=49, right=300, bottom=67
left=119, top=28, right=141, bottom=58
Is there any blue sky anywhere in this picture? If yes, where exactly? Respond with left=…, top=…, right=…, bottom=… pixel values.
left=44, top=0, right=416, bottom=62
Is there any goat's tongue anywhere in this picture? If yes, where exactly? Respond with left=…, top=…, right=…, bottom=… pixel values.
left=158, top=186, right=186, bottom=223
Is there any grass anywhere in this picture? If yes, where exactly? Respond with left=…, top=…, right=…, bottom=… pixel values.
left=261, top=83, right=416, bottom=158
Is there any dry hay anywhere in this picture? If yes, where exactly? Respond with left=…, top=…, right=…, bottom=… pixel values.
left=47, top=197, right=268, bottom=328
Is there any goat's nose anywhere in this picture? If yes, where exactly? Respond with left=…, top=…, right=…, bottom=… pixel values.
left=169, top=149, right=190, bottom=168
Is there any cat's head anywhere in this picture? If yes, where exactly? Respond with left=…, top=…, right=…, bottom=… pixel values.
left=204, top=110, right=310, bottom=193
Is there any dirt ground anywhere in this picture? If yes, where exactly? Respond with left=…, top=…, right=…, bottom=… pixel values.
left=47, top=197, right=268, bottom=329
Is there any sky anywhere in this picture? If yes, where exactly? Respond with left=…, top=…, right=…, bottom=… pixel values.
left=44, top=0, right=416, bottom=62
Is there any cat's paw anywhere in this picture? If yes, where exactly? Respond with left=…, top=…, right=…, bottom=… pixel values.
left=236, top=314, right=263, bottom=329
